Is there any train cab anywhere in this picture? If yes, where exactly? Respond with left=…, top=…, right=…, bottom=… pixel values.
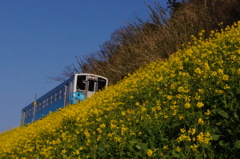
left=71, top=74, right=108, bottom=104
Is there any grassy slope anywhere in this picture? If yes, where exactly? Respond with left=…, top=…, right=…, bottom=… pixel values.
left=0, top=21, right=240, bottom=158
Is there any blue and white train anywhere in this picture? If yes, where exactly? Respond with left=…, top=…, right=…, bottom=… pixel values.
left=21, top=73, right=108, bottom=125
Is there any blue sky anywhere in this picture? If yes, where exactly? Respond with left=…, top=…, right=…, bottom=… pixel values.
left=0, top=0, right=168, bottom=133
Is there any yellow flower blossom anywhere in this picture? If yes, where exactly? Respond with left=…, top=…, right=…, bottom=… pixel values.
left=222, top=74, right=229, bottom=81
left=100, top=124, right=106, bottom=128
left=197, top=132, right=212, bottom=144
left=190, top=144, right=199, bottom=151
left=198, top=118, right=204, bottom=124
left=135, top=102, right=140, bottom=106
left=121, top=111, right=126, bottom=116
left=147, top=149, right=153, bottom=157
left=180, top=128, right=186, bottom=133
left=194, top=67, right=202, bottom=74
left=176, top=146, right=181, bottom=152
left=167, top=95, right=172, bottom=100
left=204, top=109, right=211, bottom=115
left=223, top=84, right=230, bottom=89
left=237, top=69, right=240, bottom=75
left=184, top=102, right=191, bottom=108
left=178, top=115, right=184, bottom=120
left=164, top=115, right=169, bottom=119
left=60, top=149, right=67, bottom=154
left=188, top=128, right=196, bottom=135
left=163, top=145, right=169, bottom=149
left=197, top=102, right=204, bottom=108
left=97, top=128, right=102, bottom=133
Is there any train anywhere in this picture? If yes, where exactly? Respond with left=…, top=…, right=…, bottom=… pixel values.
left=21, top=73, right=108, bottom=125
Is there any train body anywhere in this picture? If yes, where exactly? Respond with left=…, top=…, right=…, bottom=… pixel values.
left=21, top=73, right=108, bottom=125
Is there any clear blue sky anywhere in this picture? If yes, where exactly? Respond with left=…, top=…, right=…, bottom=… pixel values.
left=0, top=0, right=168, bottom=133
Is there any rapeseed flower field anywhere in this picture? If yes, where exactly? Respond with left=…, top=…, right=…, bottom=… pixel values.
left=0, top=21, right=240, bottom=158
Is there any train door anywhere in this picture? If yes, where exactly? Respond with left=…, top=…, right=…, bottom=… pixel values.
left=86, top=76, right=97, bottom=98
left=64, top=82, right=73, bottom=107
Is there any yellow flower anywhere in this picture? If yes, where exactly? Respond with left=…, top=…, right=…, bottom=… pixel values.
left=215, top=89, right=224, bottom=94
left=178, top=115, right=184, bottom=120
left=100, top=124, right=106, bottom=128
left=121, top=111, right=126, bottom=116
left=60, top=149, right=67, bottom=154
left=141, top=107, right=146, bottom=112
left=147, top=149, right=153, bottom=157
left=222, top=75, right=229, bottom=81
left=176, top=146, right=181, bottom=152
left=171, top=100, right=177, bottom=105
left=211, top=71, right=217, bottom=76
left=190, top=144, right=198, bottom=151
left=197, top=132, right=212, bottom=144
left=198, top=89, right=204, bottom=93
left=84, top=130, right=90, bottom=138
left=172, top=110, right=177, bottom=116
left=204, top=109, right=211, bottom=115
left=97, top=128, right=102, bottom=133
left=164, top=115, right=169, bottom=119
left=163, top=145, right=169, bottom=149
left=180, top=128, right=185, bottom=133
left=197, top=102, right=204, bottom=108
left=178, top=87, right=184, bottom=92
left=75, top=150, right=80, bottom=155
left=167, top=95, right=172, bottom=100
left=114, top=136, right=121, bottom=142
left=217, top=68, right=224, bottom=74
left=177, top=134, right=191, bottom=142
left=237, top=69, right=240, bottom=75
left=198, top=118, right=204, bottom=124
left=188, top=128, right=196, bottom=135
left=184, top=102, right=191, bottom=108
left=135, top=102, right=140, bottom=106
left=224, top=84, right=230, bottom=89
left=194, top=67, right=202, bottom=74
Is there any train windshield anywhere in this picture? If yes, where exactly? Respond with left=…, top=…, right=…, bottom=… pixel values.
left=76, top=75, right=86, bottom=90
left=98, top=77, right=107, bottom=90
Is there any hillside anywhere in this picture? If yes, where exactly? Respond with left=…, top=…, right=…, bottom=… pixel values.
left=0, top=21, right=240, bottom=158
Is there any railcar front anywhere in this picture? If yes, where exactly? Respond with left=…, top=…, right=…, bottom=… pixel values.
left=71, top=73, right=108, bottom=104
left=21, top=73, right=108, bottom=125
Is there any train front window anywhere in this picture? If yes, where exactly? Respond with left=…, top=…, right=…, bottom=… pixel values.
left=88, top=80, right=95, bottom=92
left=98, top=78, right=107, bottom=90
left=77, top=75, right=86, bottom=90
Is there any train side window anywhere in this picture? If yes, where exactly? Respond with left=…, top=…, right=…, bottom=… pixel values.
left=77, top=76, right=86, bottom=90
left=55, top=92, right=58, bottom=101
left=46, top=98, right=49, bottom=106
left=47, top=97, right=50, bottom=105
left=43, top=99, right=46, bottom=108
left=59, top=90, right=62, bottom=99
left=39, top=102, right=42, bottom=110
